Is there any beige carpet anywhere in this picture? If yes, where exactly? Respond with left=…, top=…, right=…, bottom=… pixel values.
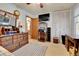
left=12, top=43, right=47, bottom=56
left=12, top=39, right=69, bottom=56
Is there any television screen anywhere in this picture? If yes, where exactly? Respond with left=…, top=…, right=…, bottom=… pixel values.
left=39, top=13, right=49, bottom=21
left=0, top=15, right=4, bottom=22
left=3, top=17, right=9, bottom=23
left=0, top=15, right=9, bottom=25
left=0, top=15, right=16, bottom=26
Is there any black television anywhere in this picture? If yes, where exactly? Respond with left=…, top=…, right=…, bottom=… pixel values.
left=0, top=15, right=9, bottom=25
left=0, top=15, right=16, bottom=26
left=39, top=13, right=49, bottom=21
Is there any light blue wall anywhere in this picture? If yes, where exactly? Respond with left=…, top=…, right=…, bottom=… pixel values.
left=0, top=3, right=33, bottom=32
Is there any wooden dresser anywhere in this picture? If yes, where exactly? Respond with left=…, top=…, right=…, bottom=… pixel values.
left=0, top=32, right=28, bottom=52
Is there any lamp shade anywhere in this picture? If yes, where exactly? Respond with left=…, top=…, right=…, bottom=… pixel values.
left=14, top=10, right=20, bottom=16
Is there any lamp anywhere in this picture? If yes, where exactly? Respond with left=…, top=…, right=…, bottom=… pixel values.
left=14, top=10, right=20, bottom=19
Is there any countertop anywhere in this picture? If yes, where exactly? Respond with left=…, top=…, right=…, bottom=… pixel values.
left=0, top=32, right=28, bottom=38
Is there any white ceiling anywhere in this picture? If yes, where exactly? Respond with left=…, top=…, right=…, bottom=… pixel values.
left=15, top=3, right=75, bottom=15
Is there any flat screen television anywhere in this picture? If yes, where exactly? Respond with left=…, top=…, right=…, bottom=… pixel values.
left=39, top=13, right=49, bottom=21
left=0, top=15, right=15, bottom=26
left=3, top=16, right=9, bottom=23
left=0, top=15, right=9, bottom=25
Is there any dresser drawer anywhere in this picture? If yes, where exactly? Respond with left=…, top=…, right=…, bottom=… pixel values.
left=12, top=35, right=18, bottom=39
left=1, top=37, right=12, bottom=42
left=2, top=41, right=13, bottom=47
left=1, top=39, right=12, bottom=47
left=18, top=34, right=23, bottom=38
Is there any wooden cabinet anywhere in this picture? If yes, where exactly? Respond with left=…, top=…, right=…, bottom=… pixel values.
left=53, top=37, right=59, bottom=43
left=38, top=32, right=47, bottom=42
left=0, top=33, right=28, bottom=52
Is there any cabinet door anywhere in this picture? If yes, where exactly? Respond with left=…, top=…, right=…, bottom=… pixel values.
left=20, top=33, right=28, bottom=46
left=1, top=36, right=12, bottom=47
left=0, top=36, right=14, bottom=52
left=12, top=35, right=19, bottom=49
left=18, top=34, right=23, bottom=42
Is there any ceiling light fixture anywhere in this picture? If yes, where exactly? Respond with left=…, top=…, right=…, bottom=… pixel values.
left=26, top=3, right=43, bottom=8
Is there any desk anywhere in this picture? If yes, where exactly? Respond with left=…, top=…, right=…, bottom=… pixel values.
left=65, top=35, right=79, bottom=56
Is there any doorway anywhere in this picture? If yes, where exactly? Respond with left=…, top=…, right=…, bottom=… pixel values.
left=31, top=18, right=39, bottom=39
left=26, top=17, right=39, bottom=40
left=26, top=16, right=31, bottom=39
